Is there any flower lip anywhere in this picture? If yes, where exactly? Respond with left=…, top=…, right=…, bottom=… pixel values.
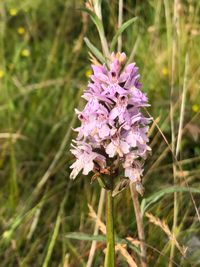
left=111, top=70, right=116, bottom=75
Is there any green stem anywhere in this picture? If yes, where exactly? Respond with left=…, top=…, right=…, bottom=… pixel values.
left=104, top=190, right=115, bottom=267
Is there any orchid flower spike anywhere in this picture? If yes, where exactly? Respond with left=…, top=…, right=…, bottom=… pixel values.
left=70, top=52, right=151, bottom=186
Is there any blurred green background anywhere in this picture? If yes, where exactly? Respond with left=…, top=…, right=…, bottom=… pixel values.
left=0, top=0, right=200, bottom=266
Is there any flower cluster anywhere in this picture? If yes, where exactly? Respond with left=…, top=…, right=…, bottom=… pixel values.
left=70, top=52, right=151, bottom=183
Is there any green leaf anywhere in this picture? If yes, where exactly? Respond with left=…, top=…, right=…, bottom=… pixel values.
left=42, top=211, right=61, bottom=267
left=110, top=17, right=138, bottom=51
left=80, top=7, right=110, bottom=59
left=42, top=194, right=67, bottom=267
left=66, top=232, right=106, bottom=242
left=65, top=232, right=140, bottom=254
left=84, top=37, right=106, bottom=64
left=79, top=8, right=104, bottom=38
left=141, top=186, right=200, bottom=214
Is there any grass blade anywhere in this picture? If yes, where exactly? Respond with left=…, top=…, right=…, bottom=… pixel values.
left=80, top=8, right=104, bottom=36
left=80, top=7, right=110, bottom=58
left=110, top=17, right=138, bottom=51
left=65, top=232, right=139, bottom=254
left=66, top=232, right=106, bottom=242
left=84, top=37, right=106, bottom=64
left=42, top=195, right=67, bottom=267
left=141, top=186, right=200, bottom=214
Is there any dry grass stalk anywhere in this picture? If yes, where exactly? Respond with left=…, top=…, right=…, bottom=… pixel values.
left=63, top=254, right=70, bottom=267
left=88, top=204, right=106, bottom=234
left=73, top=11, right=88, bottom=53
left=176, top=54, right=189, bottom=157
left=130, top=183, right=147, bottom=267
left=145, top=212, right=187, bottom=257
left=169, top=0, right=180, bottom=265
left=115, top=244, right=138, bottom=267
left=126, top=237, right=141, bottom=247
left=148, top=116, right=160, bottom=137
left=0, top=133, right=27, bottom=141
left=118, top=0, right=123, bottom=52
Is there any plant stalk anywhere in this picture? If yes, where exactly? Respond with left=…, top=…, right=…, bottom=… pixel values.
left=169, top=0, right=179, bottom=265
left=93, top=0, right=110, bottom=60
left=104, top=190, right=115, bottom=267
left=118, top=0, right=123, bottom=52
left=86, top=188, right=105, bottom=267
left=130, top=183, right=147, bottom=267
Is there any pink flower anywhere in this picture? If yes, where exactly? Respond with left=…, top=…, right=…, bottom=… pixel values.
left=124, top=166, right=143, bottom=181
left=70, top=141, right=105, bottom=179
left=106, top=139, right=130, bottom=158
left=70, top=52, right=151, bottom=182
left=123, top=157, right=143, bottom=181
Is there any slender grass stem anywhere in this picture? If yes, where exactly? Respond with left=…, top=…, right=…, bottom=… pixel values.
left=118, top=0, right=123, bottom=52
left=169, top=0, right=179, bottom=265
left=104, top=190, right=115, bottom=267
left=130, top=183, right=147, bottom=267
left=93, top=0, right=110, bottom=59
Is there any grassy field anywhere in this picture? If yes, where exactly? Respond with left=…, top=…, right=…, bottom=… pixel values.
left=0, top=0, right=200, bottom=266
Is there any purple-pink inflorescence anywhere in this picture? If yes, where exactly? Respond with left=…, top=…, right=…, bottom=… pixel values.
left=70, top=52, right=151, bottom=183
